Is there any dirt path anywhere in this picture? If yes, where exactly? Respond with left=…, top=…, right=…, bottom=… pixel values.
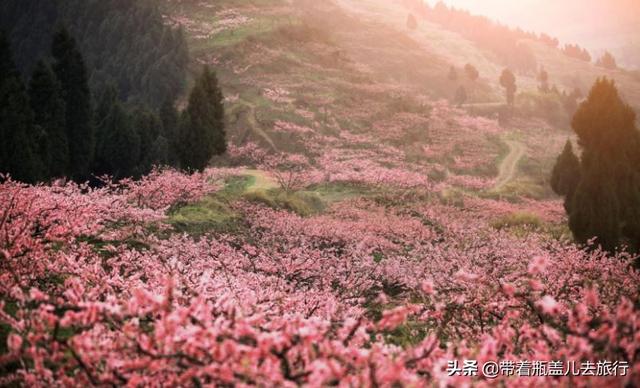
left=235, top=99, right=278, bottom=151
left=242, top=169, right=279, bottom=193
left=493, top=139, right=526, bottom=190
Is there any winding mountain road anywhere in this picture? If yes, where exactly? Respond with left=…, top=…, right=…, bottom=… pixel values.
left=493, top=139, right=526, bottom=191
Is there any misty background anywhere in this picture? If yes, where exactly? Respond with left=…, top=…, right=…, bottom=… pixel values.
left=429, top=0, right=640, bottom=69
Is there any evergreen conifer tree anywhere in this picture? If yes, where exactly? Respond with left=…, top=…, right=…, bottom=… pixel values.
left=133, top=107, right=162, bottom=174
left=0, top=31, right=40, bottom=182
left=52, top=27, right=94, bottom=180
left=562, top=78, right=640, bottom=251
left=178, top=66, right=226, bottom=171
left=28, top=60, right=69, bottom=178
left=159, top=97, right=179, bottom=165
left=550, top=140, right=581, bottom=211
left=93, top=84, right=118, bottom=175
left=99, top=102, right=140, bottom=179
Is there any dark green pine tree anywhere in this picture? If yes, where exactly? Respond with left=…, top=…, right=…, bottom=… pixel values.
left=567, top=78, right=640, bottom=251
left=178, top=66, right=226, bottom=171
left=550, top=140, right=581, bottom=211
left=160, top=97, right=180, bottom=165
left=99, top=102, right=140, bottom=179
left=28, top=60, right=69, bottom=179
left=0, top=31, right=41, bottom=182
left=133, top=106, right=163, bottom=175
left=569, top=169, right=621, bottom=251
left=149, top=135, right=170, bottom=168
left=52, top=27, right=94, bottom=180
left=93, top=84, right=118, bottom=175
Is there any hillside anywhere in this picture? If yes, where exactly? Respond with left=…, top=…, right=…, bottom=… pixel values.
left=162, top=0, right=587, bottom=197
left=159, top=0, right=640, bottom=198
left=1, top=0, right=639, bottom=386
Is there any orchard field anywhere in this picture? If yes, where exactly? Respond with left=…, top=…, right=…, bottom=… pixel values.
left=2, top=143, right=638, bottom=386
left=1, top=0, right=640, bottom=386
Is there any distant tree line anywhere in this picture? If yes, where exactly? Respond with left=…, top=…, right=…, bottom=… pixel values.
left=596, top=51, right=617, bottom=70
left=561, top=44, right=592, bottom=63
left=0, top=0, right=189, bottom=108
left=552, top=78, right=640, bottom=254
left=496, top=67, right=583, bottom=127
left=0, top=29, right=226, bottom=183
left=399, top=0, right=617, bottom=71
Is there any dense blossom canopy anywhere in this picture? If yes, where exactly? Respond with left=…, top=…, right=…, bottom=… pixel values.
left=1, top=162, right=638, bottom=386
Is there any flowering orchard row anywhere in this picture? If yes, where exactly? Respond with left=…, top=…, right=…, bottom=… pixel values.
left=1, top=166, right=638, bottom=386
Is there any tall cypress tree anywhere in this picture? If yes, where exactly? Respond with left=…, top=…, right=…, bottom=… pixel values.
left=93, top=84, right=118, bottom=176
left=550, top=140, right=581, bottom=211
left=99, top=102, right=140, bottom=179
left=52, top=27, right=94, bottom=180
left=564, top=78, right=640, bottom=251
left=133, top=106, right=162, bottom=175
left=159, top=97, right=179, bottom=165
left=178, top=66, right=226, bottom=171
left=28, top=60, right=68, bottom=179
left=0, top=31, right=40, bottom=182
left=149, top=135, right=170, bottom=168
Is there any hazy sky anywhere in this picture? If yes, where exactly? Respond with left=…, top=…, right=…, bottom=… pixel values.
left=427, top=0, right=640, bottom=52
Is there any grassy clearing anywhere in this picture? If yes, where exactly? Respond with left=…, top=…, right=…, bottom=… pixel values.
left=490, top=211, right=542, bottom=231
left=78, top=235, right=151, bottom=258
left=168, top=176, right=253, bottom=235
left=483, top=175, right=550, bottom=201
left=244, top=189, right=324, bottom=216
left=209, top=18, right=282, bottom=48
left=309, top=182, right=374, bottom=203
left=491, top=210, right=573, bottom=240
left=167, top=172, right=332, bottom=232
left=168, top=196, right=241, bottom=235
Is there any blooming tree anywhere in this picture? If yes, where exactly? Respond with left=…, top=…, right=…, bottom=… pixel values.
left=1, top=167, right=638, bottom=386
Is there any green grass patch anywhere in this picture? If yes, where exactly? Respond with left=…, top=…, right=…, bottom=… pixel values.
left=545, top=223, right=573, bottom=241
left=308, top=181, right=373, bottom=203
left=77, top=235, right=151, bottom=260
left=485, top=178, right=549, bottom=201
left=216, top=175, right=255, bottom=199
left=244, top=189, right=324, bottom=216
left=490, top=211, right=542, bottom=231
left=167, top=176, right=253, bottom=235
left=169, top=196, right=240, bottom=235
left=491, top=211, right=573, bottom=240
left=372, top=251, right=385, bottom=263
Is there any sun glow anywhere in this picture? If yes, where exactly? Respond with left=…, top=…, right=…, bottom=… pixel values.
left=428, top=0, right=640, bottom=49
